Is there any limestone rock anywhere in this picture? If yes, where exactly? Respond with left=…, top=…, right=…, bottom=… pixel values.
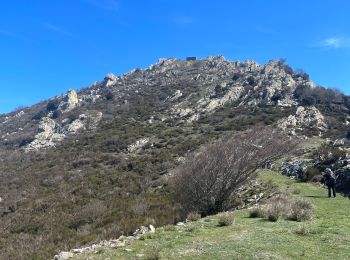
left=128, top=138, right=150, bottom=152
left=25, top=117, right=65, bottom=151
left=103, top=73, right=119, bottom=87
left=278, top=106, right=327, bottom=134
left=25, top=112, right=102, bottom=151
left=54, top=251, right=73, bottom=260
left=59, top=89, right=79, bottom=112
left=149, top=224, right=156, bottom=233
left=281, top=160, right=312, bottom=179
left=333, top=138, right=346, bottom=147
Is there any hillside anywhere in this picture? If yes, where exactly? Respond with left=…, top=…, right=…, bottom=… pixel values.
left=1, top=56, right=350, bottom=259
left=71, top=170, right=350, bottom=260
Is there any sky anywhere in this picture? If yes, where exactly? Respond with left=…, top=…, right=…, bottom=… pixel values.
left=1, top=0, right=350, bottom=113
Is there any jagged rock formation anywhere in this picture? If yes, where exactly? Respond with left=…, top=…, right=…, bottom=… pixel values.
left=59, top=89, right=79, bottom=113
left=278, top=106, right=327, bottom=135
left=25, top=111, right=103, bottom=151
left=0, top=56, right=331, bottom=150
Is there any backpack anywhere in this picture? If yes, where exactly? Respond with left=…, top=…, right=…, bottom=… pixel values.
left=324, top=173, right=335, bottom=185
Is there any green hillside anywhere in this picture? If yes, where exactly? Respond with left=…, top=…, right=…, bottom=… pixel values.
left=74, top=170, right=350, bottom=260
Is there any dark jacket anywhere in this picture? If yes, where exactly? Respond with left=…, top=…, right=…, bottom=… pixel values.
left=323, top=172, right=335, bottom=186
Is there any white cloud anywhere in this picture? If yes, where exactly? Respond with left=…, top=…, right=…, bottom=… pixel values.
left=319, top=37, right=350, bottom=49
left=43, top=23, right=73, bottom=37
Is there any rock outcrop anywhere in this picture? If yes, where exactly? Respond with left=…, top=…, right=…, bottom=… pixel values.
left=25, top=111, right=103, bottom=151
left=278, top=106, right=327, bottom=135
left=59, top=89, right=79, bottom=113
left=53, top=224, right=156, bottom=259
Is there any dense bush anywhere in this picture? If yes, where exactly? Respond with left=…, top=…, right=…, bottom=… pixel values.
left=46, top=99, right=60, bottom=111
left=302, top=167, right=321, bottom=182
left=172, top=126, right=297, bottom=216
left=266, top=194, right=290, bottom=222
left=314, top=143, right=346, bottom=165
left=186, top=212, right=201, bottom=222
left=295, top=223, right=311, bottom=236
left=288, top=199, right=314, bottom=222
left=217, top=212, right=235, bottom=226
left=249, top=207, right=265, bottom=218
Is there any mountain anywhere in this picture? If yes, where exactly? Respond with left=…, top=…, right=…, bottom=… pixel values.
left=1, top=56, right=349, bottom=259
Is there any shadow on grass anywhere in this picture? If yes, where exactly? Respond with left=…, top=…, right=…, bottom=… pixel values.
left=304, top=195, right=326, bottom=198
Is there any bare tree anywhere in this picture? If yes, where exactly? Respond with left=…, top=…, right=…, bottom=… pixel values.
left=171, top=126, right=298, bottom=216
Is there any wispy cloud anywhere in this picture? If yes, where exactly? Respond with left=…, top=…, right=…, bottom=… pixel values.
left=173, top=16, right=194, bottom=25
left=87, top=0, right=120, bottom=11
left=43, top=23, right=73, bottom=37
left=256, top=26, right=274, bottom=34
left=318, top=37, right=350, bottom=49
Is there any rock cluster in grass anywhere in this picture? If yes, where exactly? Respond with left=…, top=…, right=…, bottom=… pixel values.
left=53, top=224, right=156, bottom=260
left=280, top=160, right=312, bottom=179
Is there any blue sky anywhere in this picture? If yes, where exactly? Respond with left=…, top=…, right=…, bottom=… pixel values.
left=1, top=0, right=350, bottom=113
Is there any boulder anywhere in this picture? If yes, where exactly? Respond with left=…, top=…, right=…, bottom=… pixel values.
left=54, top=251, right=73, bottom=260
left=281, top=160, right=312, bottom=179
left=333, top=138, right=346, bottom=147
left=149, top=224, right=156, bottom=233
left=59, top=89, right=79, bottom=113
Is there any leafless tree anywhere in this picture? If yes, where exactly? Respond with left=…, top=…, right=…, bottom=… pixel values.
left=171, top=126, right=298, bottom=215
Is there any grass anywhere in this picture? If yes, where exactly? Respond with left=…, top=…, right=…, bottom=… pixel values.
left=73, top=170, right=350, bottom=260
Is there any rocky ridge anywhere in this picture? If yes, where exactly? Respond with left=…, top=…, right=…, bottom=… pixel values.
left=0, top=56, right=327, bottom=151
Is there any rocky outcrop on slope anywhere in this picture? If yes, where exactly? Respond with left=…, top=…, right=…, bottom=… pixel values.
left=0, top=56, right=338, bottom=150
left=278, top=106, right=327, bottom=135
left=25, top=111, right=102, bottom=151
left=59, top=89, right=79, bottom=113
left=53, top=225, right=156, bottom=260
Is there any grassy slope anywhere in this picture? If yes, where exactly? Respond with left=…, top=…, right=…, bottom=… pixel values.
left=74, top=171, right=350, bottom=260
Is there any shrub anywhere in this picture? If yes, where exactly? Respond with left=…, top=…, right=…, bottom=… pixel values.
left=302, top=167, right=321, bottom=182
left=46, top=99, right=60, bottom=111
left=140, top=233, right=156, bottom=240
left=314, top=143, right=346, bottom=165
left=144, top=245, right=160, bottom=260
left=266, top=194, right=290, bottom=222
left=249, top=207, right=265, bottom=218
left=51, top=110, right=61, bottom=119
left=186, top=212, right=201, bottom=222
left=184, top=225, right=197, bottom=233
left=295, top=223, right=311, bottom=236
left=172, top=126, right=297, bottom=216
left=217, top=212, right=235, bottom=226
left=105, top=91, right=114, bottom=100
left=267, top=210, right=280, bottom=222
left=32, top=110, right=46, bottom=121
left=288, top=199, right=314, bottom=222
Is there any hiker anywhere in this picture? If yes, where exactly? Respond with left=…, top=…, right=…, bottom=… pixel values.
left=322, top=168, right=336, bottom=198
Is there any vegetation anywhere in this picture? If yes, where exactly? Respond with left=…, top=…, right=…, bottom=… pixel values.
left=288, top=199, right=314, bottom=222
left=217, top=212, right=235, bottom=226
left=248, top=207, right=265, bottom=218
left=73, top=171, right=350, bottom=259
left=172, top=126, right=296, bottom=216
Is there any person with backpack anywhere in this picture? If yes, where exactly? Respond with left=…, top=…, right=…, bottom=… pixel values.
left=323, top=168, right=336, bottom=198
